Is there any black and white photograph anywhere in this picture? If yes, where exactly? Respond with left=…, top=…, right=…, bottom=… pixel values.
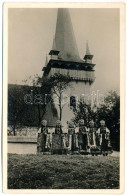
left=2, top=2, right=125, bottom=193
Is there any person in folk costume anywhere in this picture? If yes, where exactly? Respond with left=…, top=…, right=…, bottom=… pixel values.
left=38, top=120, right=49, bottom=151
left=78, top=119, right=90, bottom=151
left=54, top=120, right=65, bottom=150
left=88, top=120, right=97, bottom=147
left=41, top=120, right=51, bottom=149
left=67, top=121, right=77, bottom=151
left=96, top=120, right=111, bottom=155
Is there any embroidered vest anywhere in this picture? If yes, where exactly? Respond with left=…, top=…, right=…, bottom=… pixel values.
left=55, top=125, right=62, bottom=134
left=79, top=126, right=87, bottom=133
left=100, top=127, right=106, bottom=134
left=41, top=126, right=48, bottom=134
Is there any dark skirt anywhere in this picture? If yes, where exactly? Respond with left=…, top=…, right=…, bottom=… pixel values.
left=79, top=133, right=88, bottom=150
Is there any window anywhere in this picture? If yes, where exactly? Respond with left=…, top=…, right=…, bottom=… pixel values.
left=70, top=96, right=76, bottom=108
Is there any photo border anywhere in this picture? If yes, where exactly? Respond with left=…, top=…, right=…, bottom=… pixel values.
left=3, top=2, right=125, bottom=194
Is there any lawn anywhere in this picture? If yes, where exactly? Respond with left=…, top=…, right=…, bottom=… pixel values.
left=8, top=153, right=119, bottom=189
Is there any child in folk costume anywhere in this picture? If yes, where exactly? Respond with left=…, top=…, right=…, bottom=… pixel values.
left=78, top=119, right=90, bottom=152
left=96, top=120, right=112, bottom=155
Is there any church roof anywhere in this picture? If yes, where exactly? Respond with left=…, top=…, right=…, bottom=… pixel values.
left=42, top=102, right=59, bottom=127
left=54, top=8, right=82, bottom=63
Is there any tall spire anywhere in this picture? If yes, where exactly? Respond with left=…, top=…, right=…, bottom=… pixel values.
left=86, top=40, right=91, bottom=55
left=52, top=37, right=57, bottom=50
left=84, top=41, right=93, bottom=63
left=49, top=37, right=59, bottom=56
left=54, top=8, right=82, bottom=62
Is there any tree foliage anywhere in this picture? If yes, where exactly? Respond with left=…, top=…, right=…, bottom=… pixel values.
left=8, top=84, right=46, bottom=135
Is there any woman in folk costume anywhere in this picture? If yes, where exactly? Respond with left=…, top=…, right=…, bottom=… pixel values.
left=88, top=120, right=97, bottom=147
left=78, top=119, right=90, bottom=152
left=37, top=120, right=49, bottom=152
left=52, top=120, right=63, bottom=153
left=96, top=120, right=111, bottom=155
left=54, top=120, right=67, bottom=150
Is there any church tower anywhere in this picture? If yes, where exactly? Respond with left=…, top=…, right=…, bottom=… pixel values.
left=42, top=8, right=96, bottom=128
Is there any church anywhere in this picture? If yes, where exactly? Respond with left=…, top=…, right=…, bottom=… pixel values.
left=42, top=8, right=96, bottom=128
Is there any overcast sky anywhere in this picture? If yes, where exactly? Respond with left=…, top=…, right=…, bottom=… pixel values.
left=8, top=8, right=120, bottom=94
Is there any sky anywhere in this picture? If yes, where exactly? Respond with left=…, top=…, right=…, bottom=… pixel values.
left=8, top=8, right=120, bottom=94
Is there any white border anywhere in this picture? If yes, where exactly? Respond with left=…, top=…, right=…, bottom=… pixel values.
left=2, top=1, right=126, bottom=194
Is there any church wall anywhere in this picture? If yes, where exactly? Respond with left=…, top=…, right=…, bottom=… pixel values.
left=48, top=67, right=95, bottom=82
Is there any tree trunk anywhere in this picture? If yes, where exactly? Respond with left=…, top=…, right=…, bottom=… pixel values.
left=38, top=104, right=41, bottom=128
left=13, top=125, right=16, bottom=136
left=59, top=93, right=62, bottom=121
left=60, top=107, right=62, bottom=121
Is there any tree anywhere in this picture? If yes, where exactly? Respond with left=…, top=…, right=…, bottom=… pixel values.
left=8, top=82, right=47, bottom=135
left=96, top=91, right=120, bottom=150
left=73, top=91, right=120, bottom=150
left=23, top=75, right=47, bottom=128
left=37, top=73, right=71, bottom=121
left=73, top=101, right=97, bottom=127
left=8, top=85, right=28, bottom=135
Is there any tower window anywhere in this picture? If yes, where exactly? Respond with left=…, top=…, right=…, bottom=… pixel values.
left=70, top=96, right=76, bottom=108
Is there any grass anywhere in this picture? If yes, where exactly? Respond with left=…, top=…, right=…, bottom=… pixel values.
left=8, top=153, right=119, bottom=189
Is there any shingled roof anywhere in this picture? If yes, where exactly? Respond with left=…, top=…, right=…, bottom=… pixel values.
left=54, top=8, right=82, bottom=63
left=43, top=102, right=59, bottom=127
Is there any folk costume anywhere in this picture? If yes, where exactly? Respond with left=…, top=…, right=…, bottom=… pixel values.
left=96, top=120, right=111, bottom=154
left=78, top=119, right=90, bottom=151
left=88, top=120, right=96, bottom=147
left=68, top=121, right=78, bottom=151
left=37, top=120, right=49, bottom=152
left=52, top=120, right=63, bottom=154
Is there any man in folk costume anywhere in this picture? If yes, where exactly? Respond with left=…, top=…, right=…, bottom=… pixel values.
left=96, top=120, right=112, bottom=155
left=78, top=119, right=90, bottom=152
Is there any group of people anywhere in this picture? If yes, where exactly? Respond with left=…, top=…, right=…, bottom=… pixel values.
left=37, top=119, right=112, bottom=155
